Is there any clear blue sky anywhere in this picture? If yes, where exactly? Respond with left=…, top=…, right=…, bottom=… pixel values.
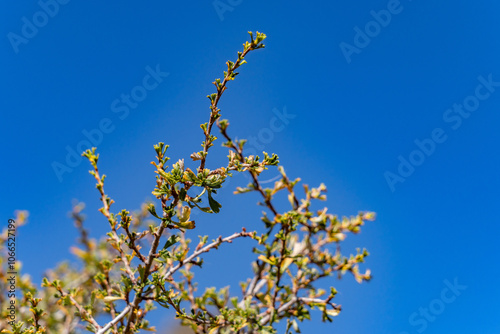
left=2, top=1, right=500, bottom=333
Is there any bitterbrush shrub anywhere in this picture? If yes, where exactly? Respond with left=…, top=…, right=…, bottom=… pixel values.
left=1, top=31, right=375, bottom=334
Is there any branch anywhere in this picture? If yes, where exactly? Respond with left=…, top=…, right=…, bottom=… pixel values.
left=96, top=230, right=252, bottom=333
left=163, top=230, right=252, bottom=281
left=197, top=32, right=266, bottom=174
left=219, top=128, right=279, bottom=216
left=96, top=305, right=131, bottom=334
left=258, top=297, right=338, bottom=326
left=237, top=276, right=266, bottom=309
left=56, top=287, right=102, bottom=332
left=124, top=220, right=167, bottom=332
left=84, top=152, right=138, bottom=285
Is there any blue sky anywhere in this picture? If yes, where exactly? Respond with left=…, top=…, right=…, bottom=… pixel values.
left=2, top=1, right=500, bottom=333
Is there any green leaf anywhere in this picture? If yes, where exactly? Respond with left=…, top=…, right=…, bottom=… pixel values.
left=146, top=203, right=161, bottom=219
left=162, top=235, right=180, bottom=250
left=177, top=206, right=191, bottom=222
left=179, top=188, right=187, bottom=201
left=138, top=265, right=146, bottom=281
left=207, top=191, right=222, bottom=213
left=207, top=93, right=217, bottom=102
left=199, top=207, right=212, bottom=213
left=175, top=220, right=196, bottom=229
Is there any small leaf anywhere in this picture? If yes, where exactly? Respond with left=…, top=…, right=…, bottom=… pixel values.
left=199, top=207, right=213, bottom=213
left=103, top=296, right=125, bottom=302
left=178, top=206, right=191, bottom=222
left=326, top=308, right=340, bottom=317
left=190, top=152, right=203, bottom=161
left=179, top=188, right=187, bottom=201
left=207, top=191, right=222, bottom=213
left=162, top=235, right=180, bottom=250
left=280, top=257, right=293, bottom=272
left=147, top=203, right=161, bottom=219
left=258, top=255, right=275, bottom=265
left=176, top=220, right=196, bottom=229
left=209, top=327, right=220, bottom=334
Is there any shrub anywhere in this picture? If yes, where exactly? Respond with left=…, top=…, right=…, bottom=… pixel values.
left=0, top=32, right=375, bottom=334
